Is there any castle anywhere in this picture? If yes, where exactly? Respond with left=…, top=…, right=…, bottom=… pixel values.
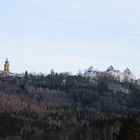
left=84, top=66, right=137, bottom=83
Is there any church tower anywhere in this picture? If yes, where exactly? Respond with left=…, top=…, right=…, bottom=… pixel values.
left=3, top=59, right=10, bottom=75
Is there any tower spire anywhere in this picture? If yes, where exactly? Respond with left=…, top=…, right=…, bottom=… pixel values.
left=3, top=58, right=10, bottom=76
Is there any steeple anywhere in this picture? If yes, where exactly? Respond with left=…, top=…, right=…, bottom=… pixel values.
left=3, top=58, right=10, bottom=75
left=5, top=58, right=9, bottom=64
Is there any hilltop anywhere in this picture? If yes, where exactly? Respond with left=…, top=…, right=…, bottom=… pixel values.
left=0, top=69, right=139, bottom=139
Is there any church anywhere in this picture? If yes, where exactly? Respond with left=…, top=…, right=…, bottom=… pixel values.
left=0, top=59, right=15, bottom=77
left=3, top=59, right=10, bottom=76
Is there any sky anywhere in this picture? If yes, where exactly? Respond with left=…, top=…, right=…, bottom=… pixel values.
left=0, top=0, right=140, bottom=77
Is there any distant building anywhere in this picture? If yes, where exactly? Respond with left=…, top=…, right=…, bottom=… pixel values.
left=2, top=59, right=10, bottom=76
left=84, top=66, right=104, bottom=80
left=83, top=65, right=137, bottom=83
left=0, top=59, right=16, bottom=77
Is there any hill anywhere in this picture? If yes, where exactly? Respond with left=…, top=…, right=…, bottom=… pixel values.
left=0, top=70, right=139, bottom=139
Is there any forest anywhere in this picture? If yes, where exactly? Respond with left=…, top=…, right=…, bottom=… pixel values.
left=0, top=70, right=139, bottom=140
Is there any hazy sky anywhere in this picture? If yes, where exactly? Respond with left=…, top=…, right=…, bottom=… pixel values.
left=0, top=0, right=140, bottom=77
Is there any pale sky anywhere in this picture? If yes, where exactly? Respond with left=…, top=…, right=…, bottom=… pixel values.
left=0, top=0, right=140, bottom=77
